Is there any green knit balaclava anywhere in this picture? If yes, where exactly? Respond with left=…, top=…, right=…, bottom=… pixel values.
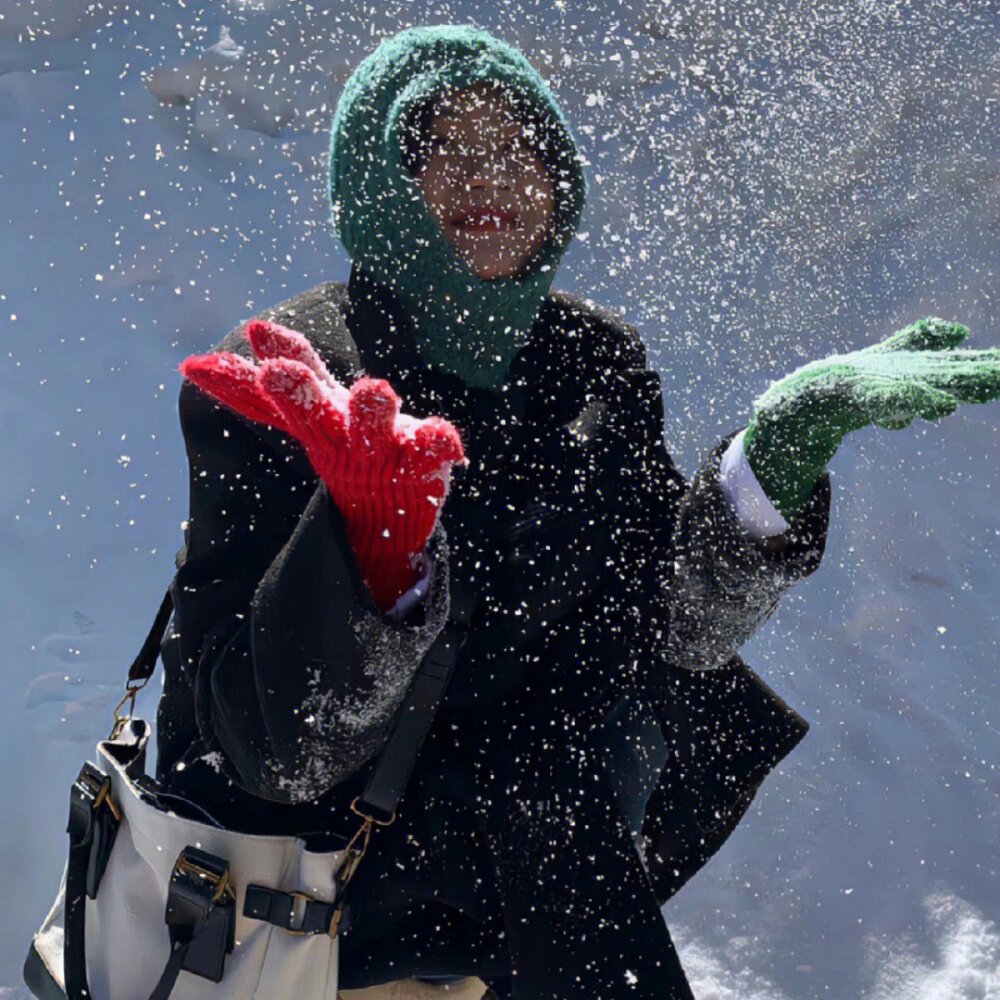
left=329, top=25, right=587, bottom=389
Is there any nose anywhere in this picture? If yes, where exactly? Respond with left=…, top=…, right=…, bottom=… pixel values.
left=464, top=168, right=513, bottom=201
left=455, top=145, right=513, bottom=193
left=467, top=172, right=511, bottom=196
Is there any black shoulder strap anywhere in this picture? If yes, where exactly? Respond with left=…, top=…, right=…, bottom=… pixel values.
left=127, top=588, right=174, bottom=687
left=355, top=624, right=464, bottom=822
left=356, top=580, right=477, bottom=822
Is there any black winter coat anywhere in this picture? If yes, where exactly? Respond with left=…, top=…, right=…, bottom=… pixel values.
left=157, top=265, right=831, bottom=999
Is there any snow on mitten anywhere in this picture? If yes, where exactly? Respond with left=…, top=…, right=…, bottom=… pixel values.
left=181, top=320, right=466, bottom=611
left=743, top=318, right=1000, bottom=520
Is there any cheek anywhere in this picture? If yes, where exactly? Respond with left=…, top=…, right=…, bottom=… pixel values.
left=526, top=170, right=555, bottom=229
left=520, top=156, right=554, bottom=212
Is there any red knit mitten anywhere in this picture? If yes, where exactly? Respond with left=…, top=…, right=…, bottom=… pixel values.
left=180, top=320, right=465, bottom=611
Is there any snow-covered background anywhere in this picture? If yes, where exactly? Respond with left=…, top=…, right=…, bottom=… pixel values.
left=3, top=0, right=999, bottom=996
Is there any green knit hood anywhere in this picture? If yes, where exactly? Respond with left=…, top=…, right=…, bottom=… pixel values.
left=329, top=25, right=587, bottom=388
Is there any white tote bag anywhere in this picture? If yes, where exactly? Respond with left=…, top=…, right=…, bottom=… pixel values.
left=25, top=719, right=347, bottom=1000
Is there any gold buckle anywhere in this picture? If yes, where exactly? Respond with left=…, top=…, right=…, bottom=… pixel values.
left=175, top=855, right=235, bottom=905
left=92, top=778, right=122, bottom=823
left=79, top=768, right=122, bottom=822
left=286, top=890, right=316, bottom=936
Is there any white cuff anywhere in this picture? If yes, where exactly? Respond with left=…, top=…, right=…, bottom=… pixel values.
left=719, top=430, right=791, bottom=540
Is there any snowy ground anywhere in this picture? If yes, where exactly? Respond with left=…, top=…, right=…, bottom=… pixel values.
left=3, top=1, right=999, bottom=997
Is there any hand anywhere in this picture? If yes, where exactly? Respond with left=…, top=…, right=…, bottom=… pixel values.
left=180, top=319, right=466, bottom=611
left=743, top=318, right=1000, bottom=519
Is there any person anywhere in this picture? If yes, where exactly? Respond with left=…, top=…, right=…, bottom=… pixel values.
left=159, top=24, right=1000, bottom=1000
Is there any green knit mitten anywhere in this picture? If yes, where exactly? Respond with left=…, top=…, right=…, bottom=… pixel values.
left=743, top=318, right=1000, bottom=521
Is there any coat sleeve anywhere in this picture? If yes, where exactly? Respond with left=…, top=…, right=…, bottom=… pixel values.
left=662, top=433, right=831, bottom=671
left=157, top=350, right=449, bottom=805
left=589, top=325, right=831, bottom=675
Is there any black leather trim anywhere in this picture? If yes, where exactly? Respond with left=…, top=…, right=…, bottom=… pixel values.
left=23, top=941, right=67, bottom=1000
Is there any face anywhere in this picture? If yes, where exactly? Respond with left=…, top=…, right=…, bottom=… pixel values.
left=416, top=83, right=556, bottom=281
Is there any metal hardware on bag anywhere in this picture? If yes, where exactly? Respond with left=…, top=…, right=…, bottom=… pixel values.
left=173, top=852, right=234, bottom=905
left=92, top=778, right=123, bottom=823
left=243, top=883, right=341, bottom=937
left=327, top=903, right=347, bottom=940
left=341, top=795, right=391, bottom=883
left=69, top=762, right=122, bottom=899
left=166, top=846, right=236, bottom=984
left=75, top=764, right=123, bottom=824
left=350, top=795, right=396, bottom=828
left=320, top=796, right=398, bottom=940
left=286, top=891, right=315, bottom=936
left=110, top=678, right=147, bottom=740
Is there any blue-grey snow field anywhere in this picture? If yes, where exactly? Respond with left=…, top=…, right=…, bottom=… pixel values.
left=3, top=1, right=999, bottom=996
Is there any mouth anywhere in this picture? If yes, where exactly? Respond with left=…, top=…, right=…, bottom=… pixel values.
left=450, top=206, right=519, bottom=232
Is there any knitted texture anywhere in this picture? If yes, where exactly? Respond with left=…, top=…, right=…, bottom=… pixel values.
left=744, top=318, right=1000, bottom=519
left=180, top=319, right=465, bottom=610
left=328, top=25, right=586, bottom=388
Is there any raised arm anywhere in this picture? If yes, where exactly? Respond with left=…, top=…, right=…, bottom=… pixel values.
left=157, top=321, right=462, bottom=803
left=583, top=319, right=831, bottom=680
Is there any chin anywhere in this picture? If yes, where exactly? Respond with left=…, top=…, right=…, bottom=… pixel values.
left=472, top=246, right=535, bottom=280
left=474, top=263, right=521, bottom=281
